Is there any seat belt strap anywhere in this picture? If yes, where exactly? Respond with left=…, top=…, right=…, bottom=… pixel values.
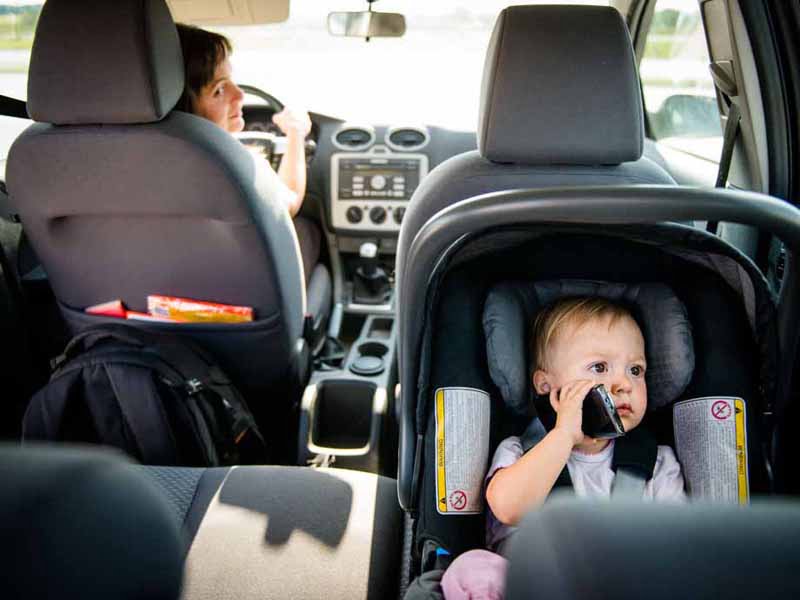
left=611, top=467, right=648, bottom=498
left=707, top=101, right=741, bottom=234
left=519, top=417, right=547, bottom=453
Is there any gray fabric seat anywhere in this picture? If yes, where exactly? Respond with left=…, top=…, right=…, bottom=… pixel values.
left=0, top=443, right=401, bottom=599
left=398, top=5, right=675, bottom=279
left=5, top=0, right=325, bottom=405
left=139, top=463, right=403, bottom=599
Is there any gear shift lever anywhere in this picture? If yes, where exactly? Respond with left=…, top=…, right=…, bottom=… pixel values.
left=353, top=242, right=390, bottom=304
left=359, top=242, right=378, bottom=277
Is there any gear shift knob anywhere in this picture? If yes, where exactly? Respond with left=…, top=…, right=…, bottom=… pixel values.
left=359, top=242, right=378, bottom=259
left=359, top=242, right=378, bottom=277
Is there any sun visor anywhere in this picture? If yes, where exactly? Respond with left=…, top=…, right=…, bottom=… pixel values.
left=166, top=0, right=289, bottom=26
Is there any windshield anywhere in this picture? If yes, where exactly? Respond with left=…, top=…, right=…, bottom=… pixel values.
left=214, top=0, right=611, bottom=131
left=0, top=1, right=613, bottom=133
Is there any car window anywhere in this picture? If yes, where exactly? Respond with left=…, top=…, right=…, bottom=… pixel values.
left=0, top=3, right=42, bottom=168
left=640, top=0, right=723, bottom=163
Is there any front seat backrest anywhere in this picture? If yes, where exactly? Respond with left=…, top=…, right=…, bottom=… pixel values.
left=6, top=0, right=306, bottom=397
left=398, top=5, right=675, bottom=281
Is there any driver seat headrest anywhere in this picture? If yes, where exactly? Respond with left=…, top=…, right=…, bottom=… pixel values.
left=483, top=280, right=695, bottom=416
left=27, top=0, right=184, bottom=125
left=478, top=5, right=644, bottom=165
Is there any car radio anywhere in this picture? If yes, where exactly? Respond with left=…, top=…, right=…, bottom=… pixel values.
left=331, top=152, right=429, bottom=232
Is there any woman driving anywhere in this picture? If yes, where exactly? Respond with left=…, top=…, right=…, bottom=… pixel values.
left=174, top=23, right=320, bottom=281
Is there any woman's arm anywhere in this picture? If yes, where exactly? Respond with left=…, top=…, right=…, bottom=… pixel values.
left=486, top=380, right=592, bottom=525
left=273, top=108, right=311, bottom=217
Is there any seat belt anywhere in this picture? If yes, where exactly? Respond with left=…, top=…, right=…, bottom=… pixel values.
left=707, top=60, right=741, bottom=235
left=520, top=418, right=657, bottom=499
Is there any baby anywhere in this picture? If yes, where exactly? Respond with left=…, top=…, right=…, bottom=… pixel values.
left=441, top=297, right=686, bottom=600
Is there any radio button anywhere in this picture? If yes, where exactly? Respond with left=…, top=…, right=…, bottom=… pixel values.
left=370, top=175, right=387, bottom=190
left=394, top=207, right=406, bottom=225
left=346, top=206, right=363, bottom=224
left=369, top=206, right=387, bottom=224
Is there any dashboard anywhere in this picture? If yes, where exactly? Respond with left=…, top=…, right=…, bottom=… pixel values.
left=330, top=152, right=427, bottom=232
left=241, top=103, right=477, bottom=239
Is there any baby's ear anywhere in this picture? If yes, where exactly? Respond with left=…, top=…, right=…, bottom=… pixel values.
left=532, top=370, right=550, bottom=395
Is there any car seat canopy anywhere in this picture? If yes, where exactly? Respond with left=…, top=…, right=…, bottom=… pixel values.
left=483, top=279, right=695, bottom=416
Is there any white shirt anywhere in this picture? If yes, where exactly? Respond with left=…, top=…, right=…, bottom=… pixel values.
left=485, top=435, right=687, bottom=550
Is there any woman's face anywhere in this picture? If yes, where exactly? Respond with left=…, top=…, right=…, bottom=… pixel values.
left=193, top=57, right=245, bottom=133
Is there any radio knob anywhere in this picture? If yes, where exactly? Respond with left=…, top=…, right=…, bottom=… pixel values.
left=370, top=174, right=387, bottom=190
left=346, top=206, right=363, bottom=224
left=393, top=207, right=406, bottom=225
left=369, top=206, right=387, bottom=224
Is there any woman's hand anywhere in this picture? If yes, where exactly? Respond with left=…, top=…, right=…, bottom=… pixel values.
left=550, top=379, right=593, bottom=447
left=272, top=107, right=312, bottom=138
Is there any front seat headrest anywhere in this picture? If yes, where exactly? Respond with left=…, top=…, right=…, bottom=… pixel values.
left=483, top=280, right=694, bottom=416
left=27, top=0, right=184, bottom=125
left=478, top=5, right=644, bottom=165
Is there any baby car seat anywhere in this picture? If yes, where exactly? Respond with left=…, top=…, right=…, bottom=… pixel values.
left=396, top=187, right=790, bottom=597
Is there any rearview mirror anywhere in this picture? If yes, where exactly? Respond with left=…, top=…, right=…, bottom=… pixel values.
left=327, top=11, right=406, bottom=39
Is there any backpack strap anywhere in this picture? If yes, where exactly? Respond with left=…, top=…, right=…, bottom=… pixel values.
left=53, top=324, right=160, bottom=368
left=610, top=426, right=658, bottom=499
left=101, top=363, right=180, bottom=465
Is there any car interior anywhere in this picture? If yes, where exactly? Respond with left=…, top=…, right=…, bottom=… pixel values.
left=1, top=0, right=800, bottom=598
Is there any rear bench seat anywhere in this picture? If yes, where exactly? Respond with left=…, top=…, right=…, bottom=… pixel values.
left=1, top=445, right=402, bottom=600
left=141, top=464, right=402, bottom=599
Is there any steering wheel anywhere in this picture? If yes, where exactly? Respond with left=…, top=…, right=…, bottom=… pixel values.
left=239, top=84, right=284, bottom=113
left=235, top=85, right=316, bottom=167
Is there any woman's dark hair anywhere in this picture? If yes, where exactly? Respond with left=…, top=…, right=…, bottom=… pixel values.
left=174, top=23, right=232, bottom=113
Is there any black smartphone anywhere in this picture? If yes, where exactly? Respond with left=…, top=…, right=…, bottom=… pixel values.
left=582, top=384, right=625, bottom=439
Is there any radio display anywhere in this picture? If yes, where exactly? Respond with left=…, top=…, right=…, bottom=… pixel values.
left=337, top=157, right=422, bottom=201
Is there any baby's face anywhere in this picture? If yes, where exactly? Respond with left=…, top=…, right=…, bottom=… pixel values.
left=536, top=314, right=648, bottom=432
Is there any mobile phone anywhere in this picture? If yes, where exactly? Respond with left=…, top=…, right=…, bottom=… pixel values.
left=582, top=384, right=625, bottom=439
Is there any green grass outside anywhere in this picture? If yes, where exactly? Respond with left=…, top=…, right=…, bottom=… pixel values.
left=0, top=38, right=32, bottom=50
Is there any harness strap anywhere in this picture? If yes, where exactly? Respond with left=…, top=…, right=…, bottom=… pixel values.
left=519, top=418, right=658, bottom=498
left=611, top=467, right=648, bottom=498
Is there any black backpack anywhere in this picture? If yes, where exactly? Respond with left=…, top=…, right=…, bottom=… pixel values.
left=22, top=324, right=268, bottom=466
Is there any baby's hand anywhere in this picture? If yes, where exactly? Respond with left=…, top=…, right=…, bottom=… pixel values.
left=550, top=379, right=593, bottom=447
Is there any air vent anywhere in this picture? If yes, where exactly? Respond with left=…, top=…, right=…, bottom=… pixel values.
left=333, top=126, right=375, bottom=151
left=385, top=126, right=429, bottom=151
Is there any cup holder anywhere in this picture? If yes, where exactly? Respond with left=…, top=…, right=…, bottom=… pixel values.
left=350, top=342, right=389, bottom=376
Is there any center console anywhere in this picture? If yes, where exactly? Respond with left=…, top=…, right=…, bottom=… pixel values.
left=330, top=151, right=428, bottom=231
left=298, top=313, right=397, bottom=473
left=303, top=131, right=432, bottom=475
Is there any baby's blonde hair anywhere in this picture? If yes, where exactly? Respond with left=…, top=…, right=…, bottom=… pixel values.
left=530, top=297, right=635, bottom=372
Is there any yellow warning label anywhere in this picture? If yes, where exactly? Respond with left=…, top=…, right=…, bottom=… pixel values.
left=436, top=389, right=447, bottom=513
left=735, top=398, right=749, bottom=504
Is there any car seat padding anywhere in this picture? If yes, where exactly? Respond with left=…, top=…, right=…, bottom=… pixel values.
left=483, top=280, right=695, bottom=416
